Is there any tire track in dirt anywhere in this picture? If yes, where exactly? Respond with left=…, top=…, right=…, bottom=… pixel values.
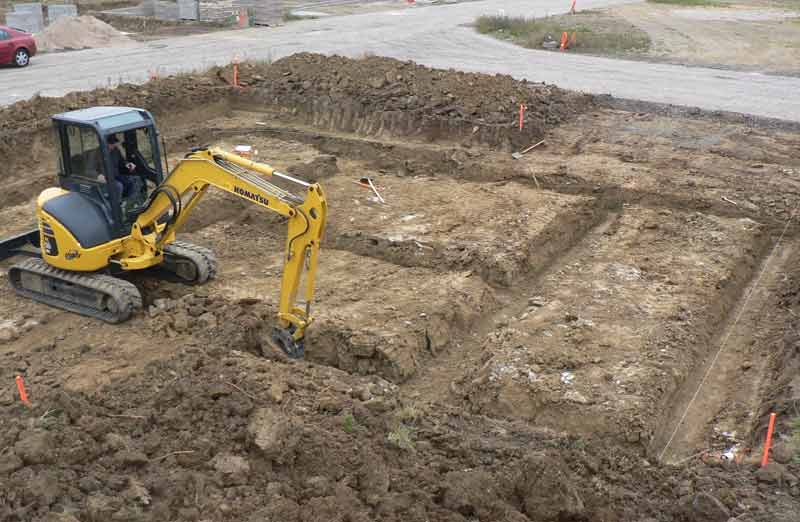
left=654, top=237, right=800, bottom=464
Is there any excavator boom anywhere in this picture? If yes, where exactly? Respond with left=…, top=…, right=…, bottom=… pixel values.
left=130, top=147, right=327, bottom=356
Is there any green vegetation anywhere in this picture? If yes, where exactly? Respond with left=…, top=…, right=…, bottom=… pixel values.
left=283, top=11, right=318, bottom=22
left=394, top=403, right=423, bottom=424
left=342, top=413, right=357, bottom=434
left=475, top=15, right=650, bottom=55
left=647, top=0, right=723, bottom=5
left=387, top=424, right=415, bottom=451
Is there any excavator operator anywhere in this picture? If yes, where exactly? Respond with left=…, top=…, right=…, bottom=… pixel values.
left=107, top=133, right=139, bottom=198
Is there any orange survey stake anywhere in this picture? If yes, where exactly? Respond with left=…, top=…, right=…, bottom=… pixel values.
left=232, top=55, right=240, bottom=88
left=761, top=412, right=777, bottom=467
left=16, top=375, right=30, bottom=406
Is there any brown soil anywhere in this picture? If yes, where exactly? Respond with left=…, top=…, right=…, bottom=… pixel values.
left=1, top=53, right=800, bottom=522
left=35, top=16, right=134, bottom=52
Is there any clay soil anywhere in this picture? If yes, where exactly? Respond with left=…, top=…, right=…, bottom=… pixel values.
left=1, top=54, right=800, bottom=522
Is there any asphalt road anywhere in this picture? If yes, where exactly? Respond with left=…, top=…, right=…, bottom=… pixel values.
left=3, top=0, right=800, bottom=121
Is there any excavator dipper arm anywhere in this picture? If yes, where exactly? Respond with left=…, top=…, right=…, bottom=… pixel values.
left=133, top=148, right=327, bottom=357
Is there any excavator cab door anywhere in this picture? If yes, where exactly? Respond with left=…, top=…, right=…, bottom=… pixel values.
left=55, top=122, right=119, bottom=231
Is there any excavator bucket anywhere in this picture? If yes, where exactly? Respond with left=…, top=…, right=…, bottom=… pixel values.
left=0, top=229, right=40, bottom=262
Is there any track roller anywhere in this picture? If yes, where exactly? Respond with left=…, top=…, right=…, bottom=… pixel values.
left=8, top=257, right=142, bottom=323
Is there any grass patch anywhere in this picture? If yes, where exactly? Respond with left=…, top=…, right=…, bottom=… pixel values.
left=647, top=0, right=724, bottom=5
left=342, top=413, right=357, bottom=434
left=394, top=403, right=423, bottom=424
left=387, top=424, right=415, bottom=451
left=283, top=11, right=317, bottom=22
left=475, top=15, right=650, bottom=54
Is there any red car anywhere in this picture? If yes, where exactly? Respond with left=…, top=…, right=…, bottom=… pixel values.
left=0, top=25, right=36, bottom=67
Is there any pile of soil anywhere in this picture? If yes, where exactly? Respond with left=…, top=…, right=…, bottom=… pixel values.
left=233, top=53, right=594, bottom=150
left=2, top=329, right=797, bottom=522
left=35, top=15, right=135, bottom=52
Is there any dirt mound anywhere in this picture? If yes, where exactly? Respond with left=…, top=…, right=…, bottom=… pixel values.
left=35, top=16, right=135, bottom=52
left=233, top=53, right=594, bottom=150
left=2, top=339, right=796, bottom=522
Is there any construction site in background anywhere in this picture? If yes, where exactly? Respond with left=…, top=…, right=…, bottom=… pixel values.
left=0, top=9, right=799, bottom=521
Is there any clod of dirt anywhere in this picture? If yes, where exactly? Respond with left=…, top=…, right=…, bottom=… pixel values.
left=0, top=452, right=23, bottom=474
left=684, top=493, right=730, bottom=522
left=513, top=453, right=584, bottom=521
left=288, top=154, right=340, bottom=181
left=358, top=458, right=390, bottom=507
left=0, top=320, right=19, bottom=343
left=85, top=493, right=121, bottom=522
left=755, top=462, right=795, bottom=485
left=13, top=429, right=55, bottom=465
left=211, top=454, right=251, bottom=486
left=441, top=470, right=509, bottom=519
left=247, top=407, right=299, bottom=463
left=771, top=443, right=796, bottom=465
left=35, top=16, right=135, bottom=52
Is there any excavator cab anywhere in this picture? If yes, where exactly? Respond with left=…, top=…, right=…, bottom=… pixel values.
left=52, top=107, right=165, bottom=235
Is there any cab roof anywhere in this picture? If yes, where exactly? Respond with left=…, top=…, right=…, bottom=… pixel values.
left=52, top=106, right=154, bottom=133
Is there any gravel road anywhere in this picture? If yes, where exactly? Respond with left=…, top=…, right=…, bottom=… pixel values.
left=2, top=0, right=800, bottom=121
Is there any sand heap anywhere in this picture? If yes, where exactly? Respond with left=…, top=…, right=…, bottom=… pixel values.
left=35, top=15, right=135, bottom=52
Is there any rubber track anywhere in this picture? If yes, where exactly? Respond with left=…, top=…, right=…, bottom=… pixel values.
left=163, top=240, right=218, bottom=283
left=9, top=258, right=143, bottom=323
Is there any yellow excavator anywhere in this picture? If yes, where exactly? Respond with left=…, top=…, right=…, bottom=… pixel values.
left=0, top=107, right=326, bottom=357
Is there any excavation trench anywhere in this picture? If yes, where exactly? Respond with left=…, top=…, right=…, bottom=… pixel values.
left=650, top=230, right=781, bottom=462
left=653, top=237, right=800, bottom=464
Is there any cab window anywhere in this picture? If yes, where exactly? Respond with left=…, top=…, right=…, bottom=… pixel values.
left=65, top=125, right=103, bottom=181
left=132, top=127, right=157, bottom=170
